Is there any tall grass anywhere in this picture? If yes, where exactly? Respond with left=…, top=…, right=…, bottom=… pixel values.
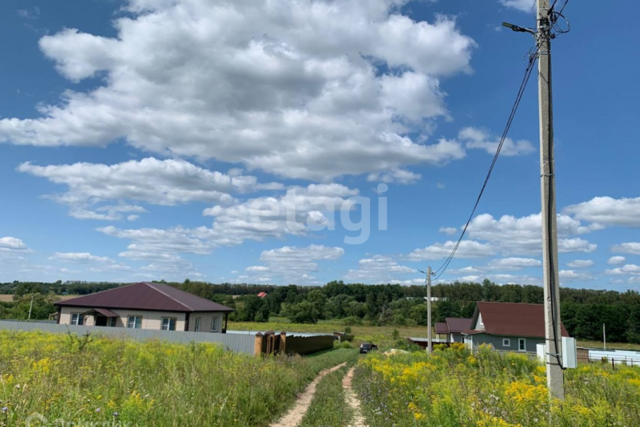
left=354, top=343, right=640, bottom=427
left=0, top=331, right=356, bottom=427
left=300, top=364, right=353, bottom=427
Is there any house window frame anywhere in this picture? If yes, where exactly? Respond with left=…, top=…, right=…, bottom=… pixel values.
left=70, top=313, right=84, bottom=326
left=211, top=316, right=219, bottom=333
left=194, top=317, right=201, bottom=332
left=518, top=338, right=527, bottom=352
left=502, top=338, right=511, bottom=347
left=161, top=317, right=177, bottom=331
left=127, top=315, right=142, bottom=329
left=109, top=317, right=117, bottom=327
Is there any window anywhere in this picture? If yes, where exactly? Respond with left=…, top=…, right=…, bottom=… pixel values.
left=161, top=317, right=177, bottom=331
left=109, top=317, right=117, bottom=327
left=502, top=338, right=511, bottom=347
left=127, top=316, right=142, bottom=329
left=518, top=338, right=527, bottom=352
left=194, top=317, right=201, bottom=332
left=211, top=316, right=219, bottom=333
left=70, top=313, right=84, bottom=326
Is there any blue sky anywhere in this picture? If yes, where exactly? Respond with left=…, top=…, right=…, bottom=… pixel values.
left=0, top=0, right=638, bottom=290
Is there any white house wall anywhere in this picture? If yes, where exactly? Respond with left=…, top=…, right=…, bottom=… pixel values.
left=59, top=306, right=224, bottom=332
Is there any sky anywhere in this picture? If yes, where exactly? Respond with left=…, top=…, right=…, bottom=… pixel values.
left=0, top=0, right=638, bottom=290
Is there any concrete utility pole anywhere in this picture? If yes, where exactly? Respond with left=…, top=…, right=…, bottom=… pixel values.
left=28, top=294, right=34, bottom=320
left=537, top=0, right=564, bottom=400
left=419, top=267, right=434, bottom=354
left=427, top=266, right=432, bottom=354
left=603, top=323, right=607, bottom=351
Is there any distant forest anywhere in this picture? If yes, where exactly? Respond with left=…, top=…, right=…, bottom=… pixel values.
left=2, top=279, right=639, bottom=343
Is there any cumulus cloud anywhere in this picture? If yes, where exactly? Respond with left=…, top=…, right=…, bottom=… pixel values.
left=0, top=0, right=475, bottom=180
left=565, top=196, right=640, bottom=228
left=499, top=0, right=535, bottom=12
left=567, top=259, right=595, bottom=269
left=466, top=213, right=597, bottom=255
left=604, top=264, right=640, bottom=276
left=367, top=169, right=422, bottom=184
left=612, top=242, right=640, bottom=256
left=460, top=127, right=535, bottom=157
left=48, top=252, right=132, bottom=273
left=18, top=158, right=281, bottom=220
left=608, top=256, right=626, bottom=265
left=203, top=183, right=360, bottom=245
left=559, top=270, right=595, bottom=282
left=243, top=244, right=344, bottom=284
left=407, top=240, right=495, bottom=261
left=439, top=226, right=458, bottom=235
left=0, top=237, right=29, bottom=252
left=487, top=257, right=541, bottom=270
left=345, top=255, right=415, bottom=282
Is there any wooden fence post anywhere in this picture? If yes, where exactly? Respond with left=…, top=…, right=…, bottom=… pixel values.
left=254, top=333, right=264, bottom=357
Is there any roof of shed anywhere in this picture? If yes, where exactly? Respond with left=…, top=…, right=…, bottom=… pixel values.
left=55, top=282, right=234, bottom=313
left=435, top=322, right=449, bottom=334
left=445, top=317, right=473, bottom=334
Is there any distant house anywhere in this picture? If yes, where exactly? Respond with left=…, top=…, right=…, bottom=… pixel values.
left=257, top=292, right=268, bottom=298
left=55, top=282, right=234, bottom=333
left=435, top=317, right=473, bottom=343
left=463, top=302, right=569, bottom=353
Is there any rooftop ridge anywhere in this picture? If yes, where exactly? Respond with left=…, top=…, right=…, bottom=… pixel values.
left=144, top=282, right=193, bottom=311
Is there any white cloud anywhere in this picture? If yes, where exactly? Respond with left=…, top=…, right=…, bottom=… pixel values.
left=567, top=259, right=595, bottom=269
left=608, top=256, right=626, bottom=265
left=612, top=242, right=640, bottom=256
left=48, top=252, right=132, bottom=273
left=18, top=158, right=281, bottom=220
left=243, top=244, right=344, bottom=284
left=203, top=183, right=360, bottom=245
left=367, top=169, right=422, bottom=184
left=604, top=264, right=640, bottom=276
left=49, top=252, right=111, bottom=263
left=345, top=255, right=415, bottom=282
left=565, top=196, right=640, bottom=228
left=439, top=226, right=458, bottom=235
left=0, top=0, right=475, bottom=180
left=0, top=237, right=29, bottom=252
left=466, top=213, right=597, bottom=255
left=487, top=257, right=541, bottom=270
left=460, top=127, right=535, bottom=157
left=407, top=240, right=495, bottom=261
left=559, top=270, right=595, bottom=282
left=499, top=0, right=535, bottom=12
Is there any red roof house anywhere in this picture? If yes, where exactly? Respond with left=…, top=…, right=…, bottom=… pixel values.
left=55, top=282, right=233, bottom=333
left=463, top=302, right=569, bottom=353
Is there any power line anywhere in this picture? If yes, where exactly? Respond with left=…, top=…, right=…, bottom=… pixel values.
left=433, top=52, right=539, bottom=281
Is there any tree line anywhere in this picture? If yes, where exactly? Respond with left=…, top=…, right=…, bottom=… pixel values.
left=2, top=279, right=639, bottom=343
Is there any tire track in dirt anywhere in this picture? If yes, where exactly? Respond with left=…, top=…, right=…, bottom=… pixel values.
left=270, top=362, right=347, bottom=427
left=342, top=366, right=368, bottom=427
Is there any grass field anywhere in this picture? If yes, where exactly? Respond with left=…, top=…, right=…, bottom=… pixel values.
left=229, top=318, right=640, bottom=351
left=354, top=344, right=640, bottom=426
left=0, top=330, right=357, bottom=427
left=0, top=294, right=78, bottom=303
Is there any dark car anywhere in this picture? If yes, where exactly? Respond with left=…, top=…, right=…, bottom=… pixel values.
left=359, top=343, right=378, bottom=354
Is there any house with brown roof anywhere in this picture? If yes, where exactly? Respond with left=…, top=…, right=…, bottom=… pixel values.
left=463, top=302, right=569, bottom=353
left=55, top=282, right=234, bottom=333
left=435, top=317, right=473, bottom=343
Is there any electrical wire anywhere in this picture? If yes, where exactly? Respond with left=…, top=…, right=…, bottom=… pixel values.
left=433, top=52, right=539, bottom=281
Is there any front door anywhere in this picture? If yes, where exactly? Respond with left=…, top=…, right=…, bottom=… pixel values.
left=96, top=316, right=108, bottom=327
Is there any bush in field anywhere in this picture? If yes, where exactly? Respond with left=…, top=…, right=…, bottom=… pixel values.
left=0, top=331, right=356, bottom=427
left=354, top=344, right=640, bottom=427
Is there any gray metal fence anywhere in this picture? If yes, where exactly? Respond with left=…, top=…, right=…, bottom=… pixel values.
left=0, top=320, right=256, bottom=355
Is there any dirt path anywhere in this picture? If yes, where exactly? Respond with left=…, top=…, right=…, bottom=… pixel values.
left=270, top=362, right=347, bottom=427
left=342, top=367, right=368, bottom=427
